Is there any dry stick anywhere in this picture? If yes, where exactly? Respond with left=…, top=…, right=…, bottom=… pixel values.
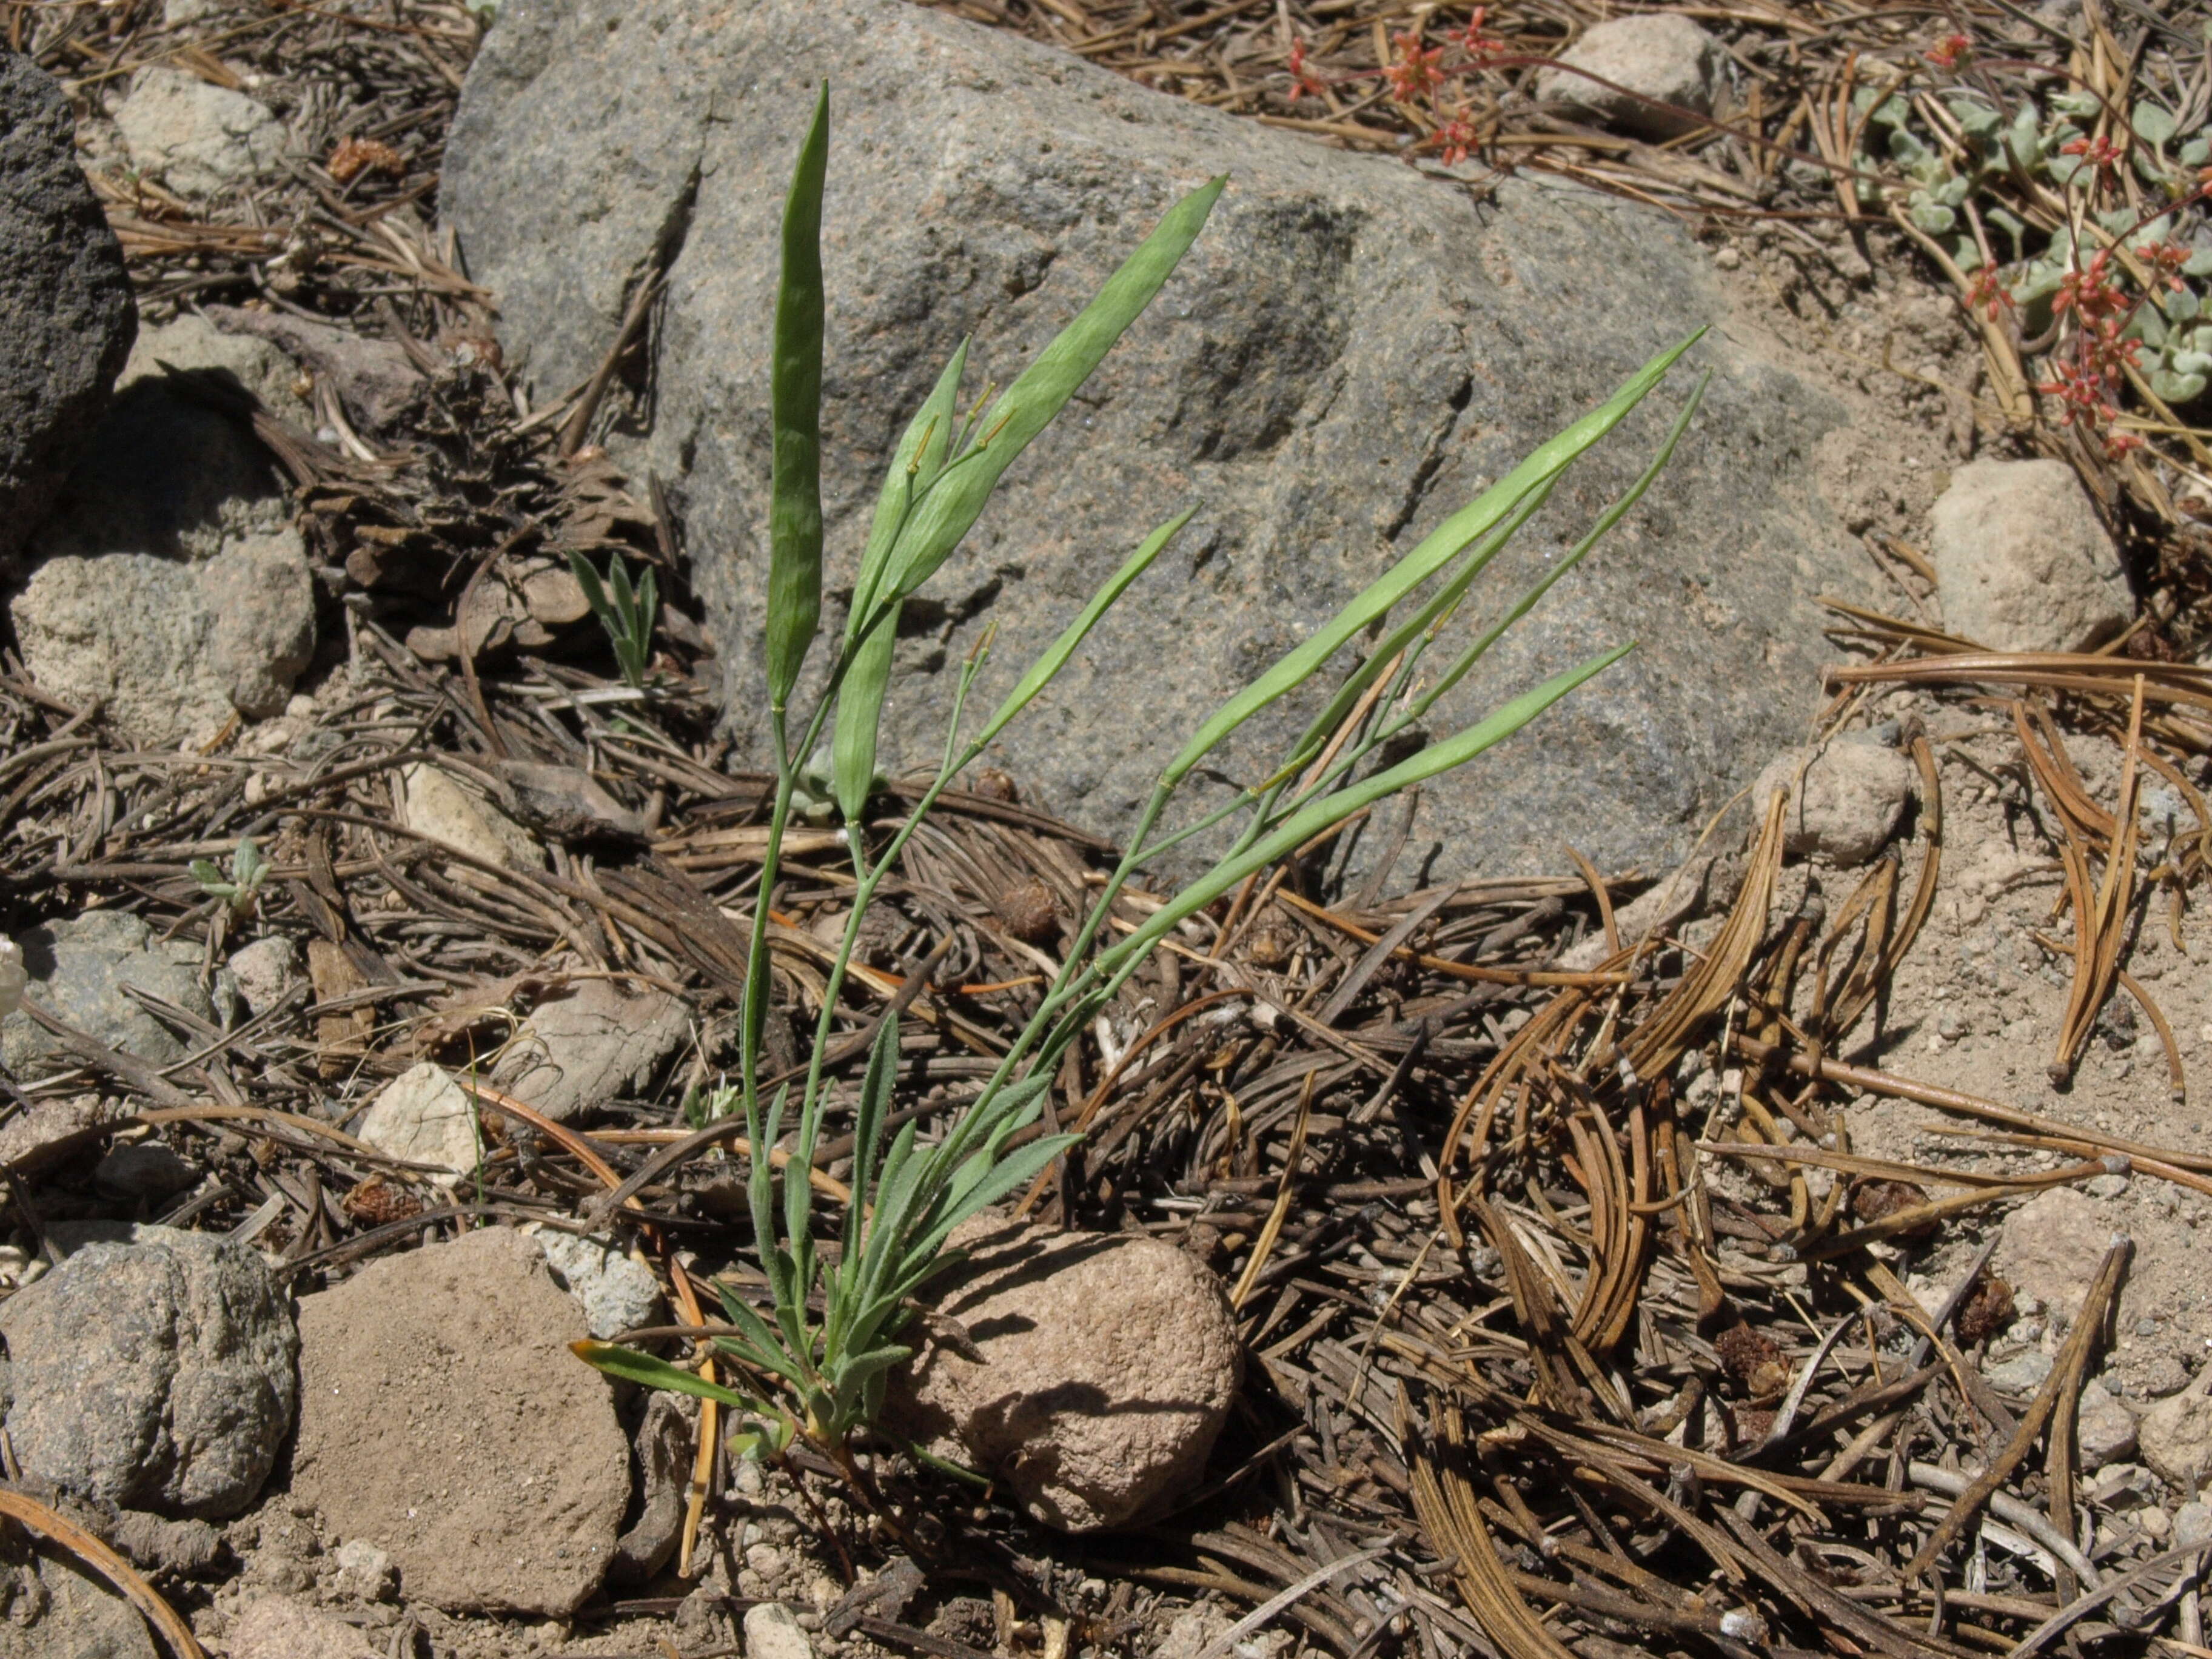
left=1230, top=1070, right=1317, bottom=1311
left=1903, top=1464, right=2101, bottom=1587
left=2048, top=677, right=2146, bottom=1084
left=1732, top=1032, right=2212, bottom=1175
left=1902, top=1235, right=2131, bottom=1583
left=1276, top=889, right=1627, bottom=987
left=557, top=268, right=665, bottom=460
left=2004, top=1539, right=2212, bottom=1658
left=0, top=1489, right=205, bottom=1659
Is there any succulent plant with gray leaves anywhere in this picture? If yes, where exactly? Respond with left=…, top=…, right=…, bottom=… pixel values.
left=1851, top=57, right=2212, bottom=430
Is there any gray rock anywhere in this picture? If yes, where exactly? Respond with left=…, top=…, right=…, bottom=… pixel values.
left=2176, top=1499, right=2212, bottom=1545
left=0, top=1533, right=156, bottom=1659
left=1995, top=1187, right=2119, bottom=1320
left=114, top=65, right=285, bottom=198
left=1534, top=15, right=1724, bottom=138
left=199, top=533, right=319, bottom=716
left=885, top=1219, right=1241, bottom=1532
left=395, top=763, right=543, bottom=871
left=442, top=0, right=1868, bottom=884
left=2, top=910, right=213, bottom=1076
left=127, top=312, right=310, bottom=424
left=491, top=979, right=690, bottom=1123
left=1981, top=1349, right=2054, bottom=1396
left=354, top=1062, right=481, bottom=1185
left=226, top=1595, right=379, bottom=1659
left=1752, top=734, right=1915, bottom=867
left=530, top=1227, right=663, bottom=1339
left=93, top=1141, right=199, bottom=1204
left=2077, top=1380, right=2138, bottom=1471
left=1931, top=458, right=2130, bottom=652
left=2141, top=1372, right=2212, bottom=1489
left=106, top=1509, right=223, bottom=1578
left=29, top=315, right=300, bottom=566
left=0, top=1093, right=116, bottom=1175
left=329, top=1538, right=396, bottom=1603
left=203, top=304, right=426, bottom=431
left=0, top=52, right=135, bottom=571
left=0, top=1227, right=297, bottom=1518
left=609, top=1393, right=691, bottom=1588
left=227, top=936, right=301, bottom=1019
left=744, top=1603, right=816, bottom=1659
left=10, top=536, right=316, bottom=746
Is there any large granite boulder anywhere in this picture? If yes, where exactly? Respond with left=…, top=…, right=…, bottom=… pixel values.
left=444, top=0, right=1866, bottom=879
left=0, top=51, right=135, bottom=569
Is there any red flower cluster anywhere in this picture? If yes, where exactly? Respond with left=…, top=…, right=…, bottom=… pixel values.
left=1286, top=38, right=1326, bottom=99
left=2052, top=248, right=2126, bottom=325
left=2143, top=240, right=2194, bottom=293
left=2035, top=355, right=2125, bottom=429
left=1460, top=7, right=1505, bottom=62
left=1926, top=32, right=1971, bottom=70
left=1965, top=267, right=2015, bottom=323
left=1435, top=108, right=1480, bottom=166
left=2060, top=132, right=2128, bottom=179
left=1384, top=28, right=1447, bottom=106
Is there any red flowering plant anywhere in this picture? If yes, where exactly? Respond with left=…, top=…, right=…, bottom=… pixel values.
left=1854, top=23, right=2212, bottom=465
left=1279, top=7, right=1514, bottom=170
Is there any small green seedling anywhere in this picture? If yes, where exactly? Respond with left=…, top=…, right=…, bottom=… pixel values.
left=190, top=837, right=270, bottom=918
left=569, top=549, right=659, bottom=689
left=680, top=1076, right=740, bottom=1131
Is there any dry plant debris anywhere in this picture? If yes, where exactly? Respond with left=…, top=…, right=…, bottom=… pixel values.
left=5, top=1, right=2212, bottom=1657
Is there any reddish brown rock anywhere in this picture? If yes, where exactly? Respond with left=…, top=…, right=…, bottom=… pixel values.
left=886, top=1221, right=1241, bottom=1532
left=289, top=1228, right=628, bottom=1615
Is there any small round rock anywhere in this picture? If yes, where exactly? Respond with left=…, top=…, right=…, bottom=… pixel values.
left=885, top=1219, right=1241, bottom=1532
left=1752, top=734, right=1915, bottom=867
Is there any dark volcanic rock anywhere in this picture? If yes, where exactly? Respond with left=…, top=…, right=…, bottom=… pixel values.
left=0, top=51, right=135, bottom=568
left=444, top=0, right=1867, bottom=879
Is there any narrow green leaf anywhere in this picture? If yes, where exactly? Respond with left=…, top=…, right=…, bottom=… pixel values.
left=746, top=1085, right=789, bottom=1315
left=838, top=1017, right=900, bottom=1298
left=906, top=1135, right=1081, bottom=1274
left=568, top=549, right=611, bottom=620
left=884, top=177, right=1227, bottom=603
left=571, top=1341, right=759, bottom=1409
left=1160, top=335, right=1697, bottom=789
left=1105, top=647, right=1634, bottom=976
left=713, top=1284, right=807, bottom=1384
left=831, top=1343, right=913, bottom=1396
left=834, top=346, right=971, bottom=822
left=634, top=567, right=659, bottom=655
left=765, top=82, right=831, bottom=711
left=968, top=508, right=1193, bottom=749
left=1401, top=377, right=1707, bottom=729
left=1267, top=480, right=1555, bottom=794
